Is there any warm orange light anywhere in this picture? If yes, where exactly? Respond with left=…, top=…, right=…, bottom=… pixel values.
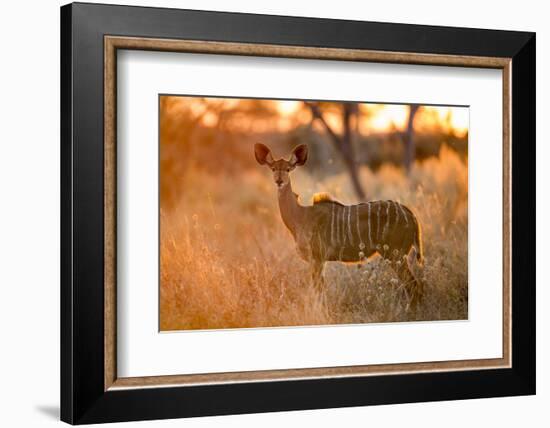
left=163, top=96, right=468, bottom=137
left=364, top=105, right=409, bottom=132
left=447, top=107, right=469, bottom=136
left=418, top=106, right=469, bottom=138
left=276, top=100, right=301, bottom=116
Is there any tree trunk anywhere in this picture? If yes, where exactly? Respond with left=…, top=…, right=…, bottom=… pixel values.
left=404, top=105, right=420, bottom=173
left=341, top=103, right=366, bottom=200
left=306, top=102, right=366, bottom=200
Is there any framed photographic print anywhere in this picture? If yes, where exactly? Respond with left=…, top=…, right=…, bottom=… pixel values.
left=60, top=2, right=535, bottom=424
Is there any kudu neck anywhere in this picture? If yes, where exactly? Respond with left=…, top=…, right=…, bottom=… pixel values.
left=277, top=180, right=304, bottom=235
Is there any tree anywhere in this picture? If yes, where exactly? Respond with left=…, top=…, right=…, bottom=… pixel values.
left=403, top=105, right=420, bottom=173
left=305, top=101, right=366, bottom=200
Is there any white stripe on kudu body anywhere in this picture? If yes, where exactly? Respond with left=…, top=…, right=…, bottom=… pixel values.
left=330, top=203, right=335, bottom=245
left=342, top=207, right=348, bottom=245
left=367, top=203, right=372, bottom=248
left=376, top=203, right=382, bottom=243
left=347, top=206, right=354, bottom=245
left=340, top=207, right=344, bottom=245
left=356, top=205, right=363, bottom=248
left=399, top=204, right=409, bottom=225
left=383, top=201, right=391, bottom=240
left=339, top=206, right=344, bottom=246
left=336, top=206, right=341, bottom=245
left=394, top=200, right=400, bottom=224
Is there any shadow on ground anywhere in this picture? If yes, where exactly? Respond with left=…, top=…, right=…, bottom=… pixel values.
left=35, top=405, right=59, bottom=420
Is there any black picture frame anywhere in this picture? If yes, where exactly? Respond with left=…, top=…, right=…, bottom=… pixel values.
left=61, top=2, right=535, bottom=424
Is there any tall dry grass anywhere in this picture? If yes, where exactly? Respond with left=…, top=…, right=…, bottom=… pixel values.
left=160, top=145, right=468, bottom=330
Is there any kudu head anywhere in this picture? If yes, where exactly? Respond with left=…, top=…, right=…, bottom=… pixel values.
left=254, top=143, right=308, bottom=188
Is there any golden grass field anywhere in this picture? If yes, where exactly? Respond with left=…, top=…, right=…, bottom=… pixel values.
left=160, top=145, right=468, bottom=331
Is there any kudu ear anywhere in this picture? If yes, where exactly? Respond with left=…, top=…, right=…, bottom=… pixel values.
left=290, top=144, right=308, bottom=167
left=254, top=143, right=274, bottom=166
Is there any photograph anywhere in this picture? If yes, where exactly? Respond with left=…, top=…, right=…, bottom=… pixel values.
left=159, top=95, right=469, bottom=331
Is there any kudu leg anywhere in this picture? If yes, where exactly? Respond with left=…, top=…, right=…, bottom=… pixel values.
left=392, top=258, right=423, bottom=312
left=310, top=260, right=325, bottom=291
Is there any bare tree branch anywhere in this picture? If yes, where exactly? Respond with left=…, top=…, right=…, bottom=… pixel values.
left=305, top=101, right=366, bottom=200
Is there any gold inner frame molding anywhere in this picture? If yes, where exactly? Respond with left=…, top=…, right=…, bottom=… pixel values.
left=104, top=35, right=512, bottom=391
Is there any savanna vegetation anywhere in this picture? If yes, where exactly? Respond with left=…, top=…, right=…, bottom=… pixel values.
left=159, top=96, right=468, bottom=331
